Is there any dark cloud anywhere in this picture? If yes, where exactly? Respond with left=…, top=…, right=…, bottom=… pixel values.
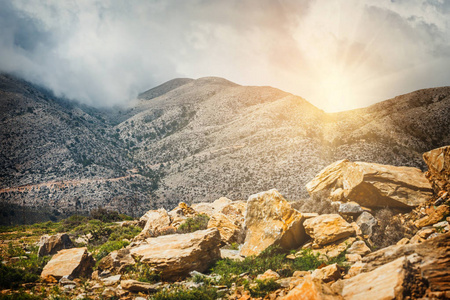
left=0, top=0, right=448, bottom=111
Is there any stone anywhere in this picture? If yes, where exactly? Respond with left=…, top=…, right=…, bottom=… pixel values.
left=41, top=247, right=94, bottom=280
left=102, top=287, right=117, bottom=298
left=191, top=197, right=233, bottom=217
left=303, top=214, right=355, bottom=247
left=410, top=227, right=436, bottom=244
left=356, top=212, right=377, bottom=237
left=256, top=269, right=280, bottom=281
left=120, top=279, right=158, bottom=292
left=306, top=159, right=433, bottom=208
left=396, top=238, right=409, bottom=245
left=207, top=212, right=244, bottom=245
left=38, top=233, right=74, bottom=257
left=423, top=145, right=450, bottom=193
left=344, top=261, right=365, bottom=278
left=346, top=241, right=371, bottom=256
left=345, top=254, right=362, bottom=262
left=101, top=274, right=121, bottom=286
left=310, top=237, right=356, bottom=261
left=414, top=205, right=450, bottom=228
left=135, top=208, right=171, bottom=240
left=338, top=202, right=363, bottom=217
left=168, top=202, right=197, bottom=228
left=311, top=264, right=341, bottom=283
left=340, top=257, right=406, bottom=300
left=97, top=248, right=135, bottom=273
left=280, top=276, right=343, bottom=300
left=220, top=249, right=244, bottom=261
left=240, top=189, right=309, bottom=257
left=129, top=228, right=221, bottom=280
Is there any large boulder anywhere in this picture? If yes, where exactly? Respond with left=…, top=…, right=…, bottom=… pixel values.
left=38, top=233, right=74, bottom=257
left=207, top=212, right=244, bottom=245
left=303, top=214, right=355, bottom=247
left=306, top=159, right=433, bottom=208
left=129, top=228, right=221, bottom=280
left=135, top=208, right=171, bottom=240
left=41, top=247, right=94, bottom=280
left=423, top=145, right=450, bottom=193
left=240, top=189, right=309, bottom=257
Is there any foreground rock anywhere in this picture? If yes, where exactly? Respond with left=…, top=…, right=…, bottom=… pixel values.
left=303, top=214, right=355, bottom=247
left=240, top=189, right=308, bottom=257
left=129, top=228, right=221, bottom=280
left=41, top=247, right=94, bottom=280
left=306, top=159, right=433, bottom=208
left=423, top=145, right=450, bottom=193
left=38, top=233, right=74, bottom=257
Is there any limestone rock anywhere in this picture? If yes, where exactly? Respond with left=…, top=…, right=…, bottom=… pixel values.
left=38, top=233, right=74, bottom=257
left=120, top=279, right=158, bottom=292
left=423, top=145, right=450, bottom=193
left=280, top=276, right=343, bottom=300
left=356, top=212, right=377, bottom=237
left=303, top=214, right=355, bottom=247
left=97, top=248, right=135, bottom=273
left=129, top=228, right=221, bottom=280
left=135, top=208, right=171, bottom=240
left=168, top=202, right=197, bottom=228
left=306, top=159, right=433, bottom=208
left=240, top=189, right=308, bottom=257
left=256, top=269, right=280, bottom=281
left=207, top=212, right=244, bottom=245
left=220, top=200, right=247, bottom=227
left=41, top=247, right=94, bottom=280
left=191, top=197, right=233, bottom=217
left=101, top=274, right=121, bottom=286
left=220, top=249, right=244, bottom=261
left=341, top=257, right=406, bottom=300
left=345, top=261, right=365, bottom=279
left=414, top=204, right=450, bottom=228
left=338, top=202, right=363, bottom=217
left=347, top=241, right=371, bottom=256
left=311, top=264, right=341, bottom=283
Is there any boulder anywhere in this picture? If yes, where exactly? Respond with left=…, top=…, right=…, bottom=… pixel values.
left=120, top=279, right=158, bottom=292
left=38, top=233, right=74, bottom=257
left=306, top=159, right=433, bottom=208
left=311, top=264, right=341, bottom=283
left=97, top=248, right=135, bottom=273
left=346, top=241, right=371, bottom=257
left=191, top=197, right=233, bottom=217
left=129, top=228, right=221, bottom=280
left=338, top=202, right=363, bottom=217
left=256, top=269, right=280, bottom=281
left=41, top=247, right=94, bottom=280
left=135, top=208, right=171, bottom=240
left=220, top=249, right=244, bottom=261
left=303, top=214, right=355, bottom=247
left=207, top=212, right=244, bottom=245
left=356, top=212, right=377, bottom=237
left=423, top=145, right=450, bottom=193
left=240, top=189, right=309, bottom=257
left=311, top=237, right=356, bottom=261
left=280, top=276, right=343, bottom=300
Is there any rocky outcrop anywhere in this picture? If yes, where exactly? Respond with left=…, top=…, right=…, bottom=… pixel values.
left=41, top=247, right=94, bottom=280
left=306, top=160, right=433, bottom=208
left=423, top=145, right=450, bottom=193
left=207, top=212, right=244, bottom=245
left=38, top=233, right=74, bottom=257
left=303, top=214, right=355, bottom=247
left=135, top=208, right=171, bottom=240
left=129, top=228, right=221, bottom=280
left=240, top=189, right=308, bottom=257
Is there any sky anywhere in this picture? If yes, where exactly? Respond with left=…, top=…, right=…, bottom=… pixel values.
left=0, top=0, right=449, bottom=112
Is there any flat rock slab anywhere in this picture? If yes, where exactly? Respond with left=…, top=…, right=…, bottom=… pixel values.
left=303, top=214, right=355, bottom=247
left=129, top=228, right=221, bottom=281
left=41, top=247, right=94, bottom=280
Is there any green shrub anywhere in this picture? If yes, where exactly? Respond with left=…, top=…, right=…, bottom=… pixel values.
left=248, top=279, right=281, bottom=298
left=177, top=214, right=210, bottom=233
left=108, top=225, right=141, bottom=242
left=292, top=249, right=325, bottom=271
left=0, top=292, right=43, bottom=300
left=93, top=240, right=129, bottom=262
left=90, top=207, right=121, bottom=223
left=150, top=286, right=218, bottom=300
left=0, top=264, right=40, bottom=289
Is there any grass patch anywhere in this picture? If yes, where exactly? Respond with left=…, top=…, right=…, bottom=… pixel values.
left=247, top=279, right=281, bottom=298
left=177, top=214, right=210, bottom=233
left=93, top=240, right=129, bottom=262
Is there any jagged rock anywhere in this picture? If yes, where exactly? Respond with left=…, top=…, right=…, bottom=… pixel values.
left=207, top=212, right=244, bottom=245
left=340, top=257, right=406, bottom=300
left=280, top=276, right=343, bottom=300
left=346, top=241, right=371, bottom=256
left=356, top=212, right=377, bottom=237
left=414, top=204, right=450, bottom=228
left=120, top=279, right=158, bottom=292
left=338, top=202, right=363, bottom=217
left=41, top=247, right=94, bottom=280
left=38, top=233, right=74, bottom=257
left=311, top=264, right=341, bottom=283
left=168, top=202, right=197, bottom=228
left=306, top=159, right=433, bottom=208
left=97, top=248, right=135, bottom=273
left=135, top=208, right=171, bottom=240
left=240, top=189, right=309, bottom=257
left=191, top=197, right=233, bottom=217
left=423, top=145, right=450, bottom=193
left=256, top=269, right=280, bottom=281
left=129, top=228, right=221, bottom=280
left=303, top=214, right=355, bottom=247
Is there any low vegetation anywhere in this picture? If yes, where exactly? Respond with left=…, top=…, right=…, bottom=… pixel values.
left=176, top=214, right=210, bottom=233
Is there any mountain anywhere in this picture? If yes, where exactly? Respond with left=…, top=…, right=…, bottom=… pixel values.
left=1, top=74, right=449, bottom=224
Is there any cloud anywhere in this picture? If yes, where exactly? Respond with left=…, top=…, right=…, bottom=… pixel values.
left=0, top=0, right=449, bottom=111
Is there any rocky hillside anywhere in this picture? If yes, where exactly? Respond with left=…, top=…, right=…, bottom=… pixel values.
left=1, top=74, right=449, bottom=223
left=1, top=146, right=449, bottom=299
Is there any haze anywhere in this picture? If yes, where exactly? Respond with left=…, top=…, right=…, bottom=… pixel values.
left=0, top=0, right=449, bottom=112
